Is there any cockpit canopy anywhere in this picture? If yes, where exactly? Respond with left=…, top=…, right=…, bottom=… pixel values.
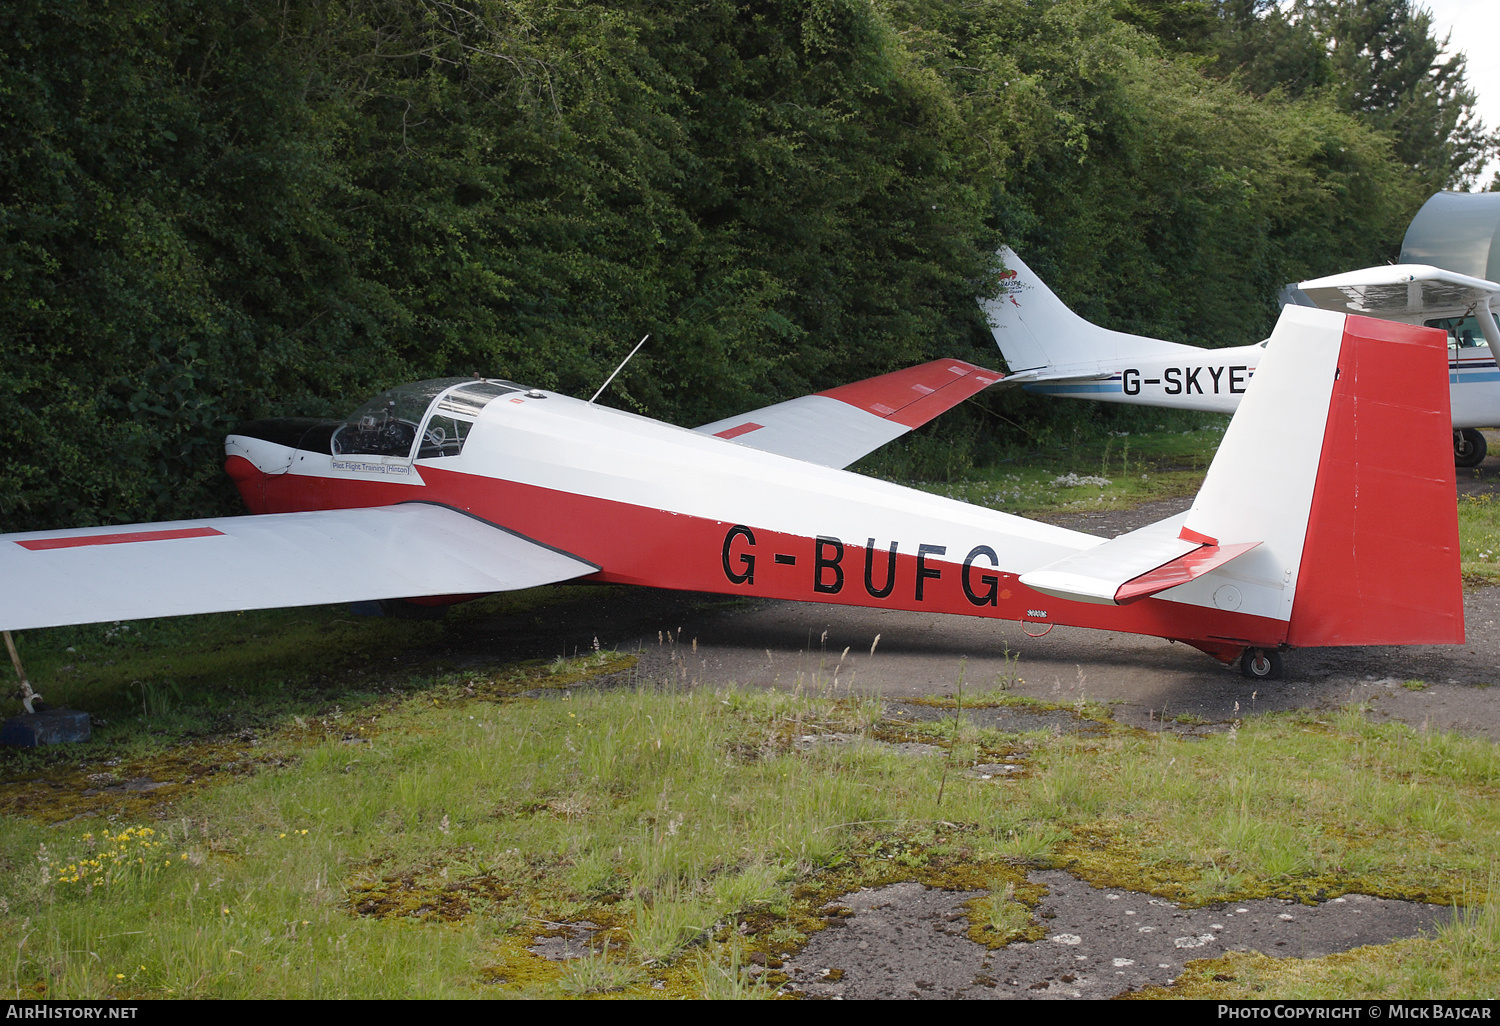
left=332, top=378, right=522, bottom=460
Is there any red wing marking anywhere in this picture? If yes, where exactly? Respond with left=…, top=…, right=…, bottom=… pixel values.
left=1114, top=542, right=1260, bottom=604
left=17, top=527, right=225, bottom=551
left=714, top=422, right=765, bottom=440
left=817, top=360, right=1002, bottom=428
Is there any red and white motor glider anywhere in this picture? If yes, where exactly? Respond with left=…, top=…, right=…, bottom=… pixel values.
left=0, top=306, right=1464, bottom=680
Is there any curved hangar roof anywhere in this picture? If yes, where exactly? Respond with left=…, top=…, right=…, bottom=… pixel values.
left=1401, top=191, right=1500, bottom=281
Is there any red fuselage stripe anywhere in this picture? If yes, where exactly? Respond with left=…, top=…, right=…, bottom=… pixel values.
left=240, top=461, right=1290, bottom=649
left=17, top=527, right=224, bottom=551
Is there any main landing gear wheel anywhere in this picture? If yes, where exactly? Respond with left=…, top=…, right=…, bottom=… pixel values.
left=1455, top=428, right=1487, bottom=469
left=1240, top=648, right=1284, bottom=680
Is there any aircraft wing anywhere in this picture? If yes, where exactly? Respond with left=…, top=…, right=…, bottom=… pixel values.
left=1019, top=513, right=1260, bottom=605
left=0, top=502, right=598, bottom=632
left=1296, top=264, right=1500, bottom=316
left=694, top=359, right=1002, bottom=469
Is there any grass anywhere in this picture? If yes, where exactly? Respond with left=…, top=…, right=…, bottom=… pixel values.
left=973, top=878, right=1034, bottom=946
left=850, top=410, right=1229, bottom=517
left=0, top=584, right=635, bottom=762
left=1458, top=493, right=1500, bottom=585
left=558, top=952, right=645, bottom=996
left=2, top=654, right=1499, bottom=999
left=916, top=422, right=1227, bottom=517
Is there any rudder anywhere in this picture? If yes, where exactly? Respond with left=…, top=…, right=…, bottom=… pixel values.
left=1287, top=316, right=1464, bottom=646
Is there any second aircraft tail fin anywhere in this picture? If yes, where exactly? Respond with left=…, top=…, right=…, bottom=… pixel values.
left=982, top=248, right=1190, bottom=375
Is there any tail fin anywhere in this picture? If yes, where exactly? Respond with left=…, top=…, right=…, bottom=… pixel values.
left=981, top=248, right=1188, bottom=374
left=1180, top=306, right=1462, bottom=646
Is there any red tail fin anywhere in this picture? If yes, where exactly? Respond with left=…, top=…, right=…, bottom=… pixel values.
left=1287, top=315, right=1464, bottom=646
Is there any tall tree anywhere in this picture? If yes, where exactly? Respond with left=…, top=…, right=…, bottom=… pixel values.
left=1208, top=0, right=1330, bottom=98
left=1206, top=0, right=1493, bottom=190
left=1307, top=0, right=1490, bottom=189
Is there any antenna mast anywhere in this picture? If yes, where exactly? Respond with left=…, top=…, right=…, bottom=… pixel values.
left=589, top=334, right=650, bottom=404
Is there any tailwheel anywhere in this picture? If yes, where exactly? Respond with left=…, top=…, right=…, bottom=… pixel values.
left=1239, top=648, right=1284, bottom=680
left=1455, top=428, right=1487, bottom=469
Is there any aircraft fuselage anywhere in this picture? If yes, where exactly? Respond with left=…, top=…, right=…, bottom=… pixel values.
left=1018, top=342, right=1500, bottom=429
left=226, top=387, right=1288, bottom=659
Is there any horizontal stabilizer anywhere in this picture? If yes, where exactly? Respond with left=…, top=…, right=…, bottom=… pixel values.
left=0, top=503, right=598, bottom=632
left=695, top=359, right=1001, bottom=469
left=997, top=370, right=1115, bottom=386
left=1019, top=514, right=1261, bottom=605
left=1114, top=541, right=1261, bottom=603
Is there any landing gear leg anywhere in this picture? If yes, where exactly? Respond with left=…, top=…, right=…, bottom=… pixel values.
left=1455, top=429, right=1487, bottom=469
left=1239, top=648, right=1284, bottom=680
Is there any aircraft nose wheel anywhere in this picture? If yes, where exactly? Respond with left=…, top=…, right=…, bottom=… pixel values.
left=1240, top=648, right=1284, bottom=680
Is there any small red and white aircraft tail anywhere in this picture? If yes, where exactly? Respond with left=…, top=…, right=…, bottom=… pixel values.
left=1018, top=305, right=1462, bottom=662
left=1192, top=306, right=1461, bottom=649
left=1276, top=312, right=1463, bottom=647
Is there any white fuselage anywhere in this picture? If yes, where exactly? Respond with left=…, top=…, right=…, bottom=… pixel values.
left=1013, top=336, right=1498, bottom=428
left=1016, top=343, right=1265, bottom=415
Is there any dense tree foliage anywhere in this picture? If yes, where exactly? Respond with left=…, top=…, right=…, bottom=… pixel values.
left=0, top=0, right=1489, bottom=528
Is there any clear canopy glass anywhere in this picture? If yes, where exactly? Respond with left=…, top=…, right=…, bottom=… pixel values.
left=331, top=379, right=521, bottom=459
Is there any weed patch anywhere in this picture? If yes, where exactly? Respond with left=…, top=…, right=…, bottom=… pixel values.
left=1459, top=494, right=1500, bottom=585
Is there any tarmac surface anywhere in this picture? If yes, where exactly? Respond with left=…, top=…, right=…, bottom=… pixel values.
left=781, top=875, right=1449, bottom=999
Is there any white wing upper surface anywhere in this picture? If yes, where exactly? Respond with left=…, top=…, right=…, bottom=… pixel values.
left=0, top=503, right=597, bottom=632
left=695, top=359, right=1002, bottom=468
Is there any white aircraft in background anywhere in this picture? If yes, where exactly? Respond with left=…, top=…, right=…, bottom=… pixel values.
left=983, top=247, right=1500, bottom=466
